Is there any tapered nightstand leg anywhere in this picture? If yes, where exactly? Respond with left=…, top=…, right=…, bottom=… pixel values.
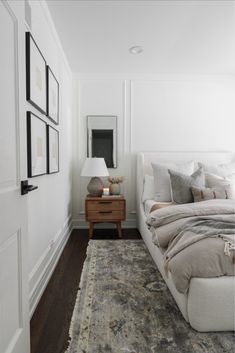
left=116, top=222, right=122, bottom=238
left=89, top=222, right=94, bottom=239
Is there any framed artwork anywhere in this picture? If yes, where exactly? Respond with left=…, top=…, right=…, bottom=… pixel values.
left=47, top=66, right=59, bottom=125
left=27, top=112, right=47, bottom=178
left=26, top=32, right=47, bottom=114
left=47, top=125, right=59, bottom=174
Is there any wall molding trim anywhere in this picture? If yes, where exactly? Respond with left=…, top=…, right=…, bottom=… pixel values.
left=74, top=73, right=235, bottom=81
left=39, top=0, right=72, bottom=77
left=29, top=215, right=72, bottom=318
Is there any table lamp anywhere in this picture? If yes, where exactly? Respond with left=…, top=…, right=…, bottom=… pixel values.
left=81, top=158, right=109, bottom=196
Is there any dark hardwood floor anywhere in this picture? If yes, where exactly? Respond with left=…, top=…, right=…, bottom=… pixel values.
left=30, top=228, right=141, bottom=353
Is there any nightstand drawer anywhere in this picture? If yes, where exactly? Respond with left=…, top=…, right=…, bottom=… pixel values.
left=86, top=200, right=124, bottom=211
left=86, top=210, right=125, bottom=221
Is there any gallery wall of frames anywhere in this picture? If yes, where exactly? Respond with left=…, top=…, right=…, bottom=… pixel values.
left=26, top=31, right=59, bottom=177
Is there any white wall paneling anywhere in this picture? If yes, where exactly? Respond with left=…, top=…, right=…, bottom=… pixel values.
left=0, top=0, right=74, bottom=322
left=73, top=78, right=136, bottom=228
left=29, top=216, right=72, bottom=317
left=24, top=1, right=73, bottom=316
left=73, top=75, right=235, bottom=227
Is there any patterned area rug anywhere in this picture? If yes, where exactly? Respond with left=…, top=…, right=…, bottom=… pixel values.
left=66, top=240, right=234, bottom=353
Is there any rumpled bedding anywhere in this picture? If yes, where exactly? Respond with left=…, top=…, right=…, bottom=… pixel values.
left=146, top=199, right=235, bottom=293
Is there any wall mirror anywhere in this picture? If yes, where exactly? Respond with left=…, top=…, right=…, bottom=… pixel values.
left=87, top=115, right=117, bottom=168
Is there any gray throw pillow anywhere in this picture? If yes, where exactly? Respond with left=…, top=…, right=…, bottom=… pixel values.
left=168, top=167, right=205, bottom=204
left=191, top=186, right=232, bottom=203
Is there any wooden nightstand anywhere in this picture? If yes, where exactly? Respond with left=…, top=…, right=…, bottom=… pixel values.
left=85, top=195, right=126, bottom=239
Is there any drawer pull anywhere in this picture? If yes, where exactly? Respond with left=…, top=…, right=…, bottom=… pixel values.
left=99, top=211, right=112, bottom=214
left=98, top=201, right=112, bottom=204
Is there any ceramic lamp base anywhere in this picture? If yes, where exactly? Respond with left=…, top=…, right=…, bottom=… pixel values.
left=87, top=177, right=103, bottom=196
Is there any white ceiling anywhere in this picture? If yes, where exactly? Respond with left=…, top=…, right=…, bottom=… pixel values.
left=46, top=0, right=235, bottom=74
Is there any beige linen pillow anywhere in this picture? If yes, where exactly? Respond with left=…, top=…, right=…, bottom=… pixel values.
left=205, top=172, right=235, bottom=199
left=191, top=186, right=232, bottom=203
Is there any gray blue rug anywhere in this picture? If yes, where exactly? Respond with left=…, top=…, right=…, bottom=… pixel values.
left=66, top=240, right=234, bottom=353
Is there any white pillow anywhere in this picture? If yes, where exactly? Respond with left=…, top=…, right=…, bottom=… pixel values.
left=205, top=172, right=235, bottom=199
left=142, top=175, right=154, bottom=202
left=199, top=161, right=235, bottom=178
left=151, top=161, right=195, bottom=202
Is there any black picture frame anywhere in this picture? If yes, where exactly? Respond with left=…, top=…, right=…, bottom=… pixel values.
left=46, top=66, right=59, bottom=125
left=27, top=112, right=47, bottom=178
left=26, top=32, right=47, bottom=114
left=47, top=125, right=59, bottom=174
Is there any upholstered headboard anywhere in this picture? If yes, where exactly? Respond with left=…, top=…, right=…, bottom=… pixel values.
left=136, top=151, right=235, bottom=224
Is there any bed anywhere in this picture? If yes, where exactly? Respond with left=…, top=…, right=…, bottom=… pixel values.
left=136, top=151, right=235, bottom=332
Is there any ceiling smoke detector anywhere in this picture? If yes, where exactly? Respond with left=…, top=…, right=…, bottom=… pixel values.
left=129, top=46, right=143, bottom=55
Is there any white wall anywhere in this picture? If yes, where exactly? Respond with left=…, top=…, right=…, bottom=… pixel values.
left=131, top=78, right=235, bottom=152
left=73, top=74, right=235, bottom=227
left=25, top=1, right=73, bottom=316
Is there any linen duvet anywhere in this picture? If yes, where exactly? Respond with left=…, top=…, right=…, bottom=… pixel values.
left=146, top=199, right=235, bottom=294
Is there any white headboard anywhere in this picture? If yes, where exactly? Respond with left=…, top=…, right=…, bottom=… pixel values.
left=136, top=151, right=235, bottom=215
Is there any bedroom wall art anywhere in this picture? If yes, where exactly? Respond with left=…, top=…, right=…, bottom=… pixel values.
left=26, top=32, right=47, bottom=114
left=27, top=111, right=47, bottom=178
left=47, top=65, right=59, bottom=125
left=47, top=125, right=59, bottom=174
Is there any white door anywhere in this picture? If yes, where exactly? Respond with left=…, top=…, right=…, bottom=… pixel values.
left=0, top=1, right=30, bottom=353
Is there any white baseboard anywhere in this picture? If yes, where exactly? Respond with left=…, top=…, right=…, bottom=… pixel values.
left=72, top=218, right=136, bottom=229
left=29, top=215, right=72, bottom=318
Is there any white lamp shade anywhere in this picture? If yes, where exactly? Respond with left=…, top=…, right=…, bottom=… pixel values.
left=81, top=158, right=109, bottom=177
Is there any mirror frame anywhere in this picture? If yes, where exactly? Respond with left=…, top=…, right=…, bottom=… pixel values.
left=87, top=115, right=117, bottom=168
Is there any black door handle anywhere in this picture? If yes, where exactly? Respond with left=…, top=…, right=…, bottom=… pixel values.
left=21, top=180, right=38, bottom=195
